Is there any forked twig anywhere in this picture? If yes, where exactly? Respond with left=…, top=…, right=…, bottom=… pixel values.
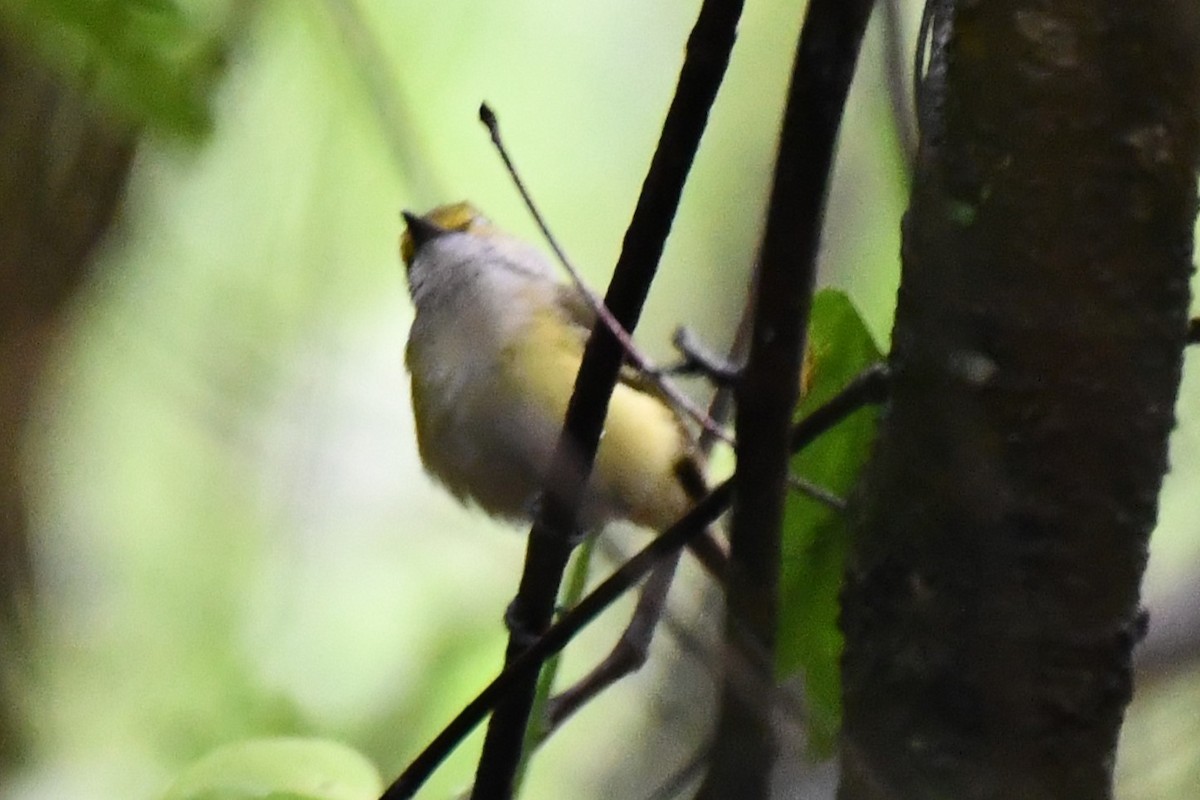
left=377, top=364, right=889, bottom=800
left=533, top=268, right=754, bottom=741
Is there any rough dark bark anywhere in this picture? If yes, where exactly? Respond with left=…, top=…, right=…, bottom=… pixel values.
left=839, top=2, right=1200, bottom=799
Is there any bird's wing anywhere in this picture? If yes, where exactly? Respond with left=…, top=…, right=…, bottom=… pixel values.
left=553, top=282, right=698, bottom=425
left=554, top=284, right=599, bottom=338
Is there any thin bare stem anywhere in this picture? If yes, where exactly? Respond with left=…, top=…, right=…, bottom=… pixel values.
left=788, top=474, right=847, bottom=511
left=540, top=549, right=682, bottom=731
left=479, top=103, right=734, bottom=446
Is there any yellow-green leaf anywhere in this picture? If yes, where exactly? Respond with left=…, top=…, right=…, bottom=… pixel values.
left=777, top=288, right=882, bottom=753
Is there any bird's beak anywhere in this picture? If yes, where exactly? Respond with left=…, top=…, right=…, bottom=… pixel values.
left=402, top=210, right=451, bottom=252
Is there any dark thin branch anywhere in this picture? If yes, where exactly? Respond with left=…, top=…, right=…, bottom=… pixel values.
left=665, top=326, right=744, bottom=385
left=699, top=276, right=759, bottom=454
left=469, top=2, right=745, bottom=797
left=913, top=0, right=954, bottom=154
left=387, top=488, right=730, bottom=800
left=1188, top=316, right=1199, bottom=344
left=881, top=0, right=917, bottom=174
left=536, top=292, right=751, bottom=736
left=696, top=1, right=877, bottom=797
left=789, top=364, right=890, bottom=450
left=377, top=365, right=887, bottom=800
left=541, top=550, right=681, bottom=729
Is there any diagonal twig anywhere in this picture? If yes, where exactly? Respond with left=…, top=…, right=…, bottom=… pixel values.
left=479, top=103, right=733, bottom=445
left=376, top=364, right=889, bottom=800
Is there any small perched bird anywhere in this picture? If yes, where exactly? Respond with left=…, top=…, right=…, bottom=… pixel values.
left=400, top=202, right=706, bottom=533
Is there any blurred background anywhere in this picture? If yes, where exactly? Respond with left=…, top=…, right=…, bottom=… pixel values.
left=0, top=1, right=1195, bottom=798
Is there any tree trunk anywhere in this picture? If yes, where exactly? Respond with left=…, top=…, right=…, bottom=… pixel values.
left=839, top=2, right=1200, bottom=798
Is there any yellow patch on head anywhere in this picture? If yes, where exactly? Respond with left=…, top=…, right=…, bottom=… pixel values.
left=400, top=201, right=493, bottom=266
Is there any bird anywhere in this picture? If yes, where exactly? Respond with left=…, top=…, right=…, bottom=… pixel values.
left=400, top=202, right=706, bottom=534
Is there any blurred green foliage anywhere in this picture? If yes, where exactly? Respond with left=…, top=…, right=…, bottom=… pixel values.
left=1, top=1, right=1196, bottom=799
left=160, top=737, right=381, bottom=800
left=0, top=0, right=225, bottom=135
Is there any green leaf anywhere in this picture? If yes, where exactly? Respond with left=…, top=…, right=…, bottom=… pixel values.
left=0, top=0, right=226, bottom=136
left=161, top=737, right=383, bottom=800
left=777, top=288, right=883, bottom=753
